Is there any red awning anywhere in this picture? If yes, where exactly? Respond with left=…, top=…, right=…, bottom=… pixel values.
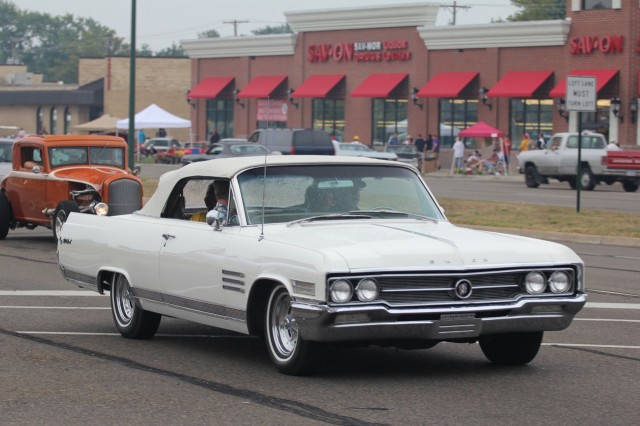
left=291, top=74, right=345, bottom=98
left=487, top=70, right=553, bottom=98
left=351, top=73, right=408, bottom=98
left=188, top=76, right=234, bottom=99
left=237, top=75, right=287, bottom=98
left=549, top=69, right=619, bottom=98
left=417, top=72, right=478, bottom=98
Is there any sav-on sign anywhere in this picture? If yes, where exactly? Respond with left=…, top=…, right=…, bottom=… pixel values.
left=566, top=76, right=597, bottom=112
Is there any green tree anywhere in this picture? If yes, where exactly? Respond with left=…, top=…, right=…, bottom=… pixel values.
left=1, top=1, right=128, bottom=83
left=251, top=23, right=292, bottom=35
left=507, top=0, right=566, bottom=21
left=156, top=42, right=187, bottom=57
left=197, top=29, right=220, bottom=39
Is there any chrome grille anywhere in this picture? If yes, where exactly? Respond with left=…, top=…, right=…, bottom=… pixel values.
left=107, top=179, right=142, bottom=215
left=328, top=267, right=576, bottom=307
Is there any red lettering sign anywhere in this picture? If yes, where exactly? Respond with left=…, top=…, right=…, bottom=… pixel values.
left=307, top=40, right=411, bottom=63
left=569, top=35, right=624, bottom=55
left=257, top=99, right=287, bottom=122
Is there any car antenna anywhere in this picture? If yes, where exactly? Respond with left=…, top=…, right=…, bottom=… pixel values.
left=259, top=97, right=270, bottom=241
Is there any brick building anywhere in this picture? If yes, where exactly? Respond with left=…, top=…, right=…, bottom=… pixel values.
left=0, top=57, right=191, bottom=141
left=182, top=0, right=640, bottom=154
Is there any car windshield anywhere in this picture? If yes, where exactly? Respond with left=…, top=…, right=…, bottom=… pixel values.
left=237, top=165, right=444, bottom=224
left=0, top=142, right=12, bottom=163
left=48, top=147, right=125, bottom=168
left=230, top=144, right=268, bottom=155
left=385, top=145, right=416, bottom=154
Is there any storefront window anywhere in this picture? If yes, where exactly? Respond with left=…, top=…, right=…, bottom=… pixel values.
left=372, top=99, right=408, bottom=145
left=50, top=107, right=58, bottom=135
left=580, top=99, right=611, bottom=140
left=510, top=99, right=553, bottom=147
left=36, top=107, right=43, bottom=134
left=583, top=0, right=612, bottom=9
left=64, top=107, right=71, bottom=134
left=206, top=99, right=234, bottom=140
left=439, top=99, right=478, bottom=148
left=312, top=99, right=345, bottom=141
left=256, top=121, right=286, bottom=129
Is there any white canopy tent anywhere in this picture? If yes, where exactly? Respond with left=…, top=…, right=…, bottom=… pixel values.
left=74, top=114, right=122, bottom=132
left=116, top=104, right=191, bottom=130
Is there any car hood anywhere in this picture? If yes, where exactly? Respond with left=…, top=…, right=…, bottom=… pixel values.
left=264, top=220, right=580, bottom=270
left=51, top=166, right=133, bottom=187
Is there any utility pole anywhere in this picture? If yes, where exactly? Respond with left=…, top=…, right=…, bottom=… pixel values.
left=223, top=19, right=249, bottom=37
left=442, top=1, right=471, bottom=25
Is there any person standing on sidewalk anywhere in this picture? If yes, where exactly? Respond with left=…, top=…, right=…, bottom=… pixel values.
left=452, top=137, right=465, bottom=171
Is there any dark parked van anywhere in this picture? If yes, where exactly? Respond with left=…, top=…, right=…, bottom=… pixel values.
left=247, top=128, right=335, bottom=155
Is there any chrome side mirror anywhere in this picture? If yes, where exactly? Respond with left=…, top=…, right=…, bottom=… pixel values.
left=32, top=165, right=41, bottom=174
left=206, top=208, right=226, bottom=231
left=132, top=165, right=141, bottom=175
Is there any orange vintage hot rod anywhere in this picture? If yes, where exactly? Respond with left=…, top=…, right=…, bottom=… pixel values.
left=0, top=134, right=142, bottom=240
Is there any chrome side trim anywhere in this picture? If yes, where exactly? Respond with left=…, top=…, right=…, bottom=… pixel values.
left=130, top=287, right=246, bottom=322
left=61, top=267, right=97, bottom=289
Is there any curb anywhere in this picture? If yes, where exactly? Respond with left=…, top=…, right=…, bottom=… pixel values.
left=464, top=225, right=640, bottom=248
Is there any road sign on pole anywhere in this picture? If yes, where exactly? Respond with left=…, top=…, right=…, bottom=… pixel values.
left=566, top=76, right=597, bottom=112
left=566, top=75, right=596, bottom=213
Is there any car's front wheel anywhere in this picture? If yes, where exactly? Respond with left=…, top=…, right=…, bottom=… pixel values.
left=111, top=273, right=161, bottom=339
left=479, top=331, right=543, bottom=365
left=622, top=181, right=639, bottom=192
left=52, top=200, right=79, bottom=240
left=0, top=192, right=12, bottom=240
left=524, top=165, right=540, bottom=188
left=265, top=284, right=318, bottom=375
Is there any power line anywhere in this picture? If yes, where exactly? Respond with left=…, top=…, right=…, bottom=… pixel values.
left=223, top=19, right=249, bottom=37
left=442, top=1, right=472, bottom=25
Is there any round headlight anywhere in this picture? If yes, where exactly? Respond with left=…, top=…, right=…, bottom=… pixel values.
left=549, top=271, right=571, bottom=293
left=330, top=280, right=353, bottom=303
left=94, top=202, right=109, bottom=216
left=524, top=271, right=546, bottom=294
left=355, top=278, right=379, bottom=302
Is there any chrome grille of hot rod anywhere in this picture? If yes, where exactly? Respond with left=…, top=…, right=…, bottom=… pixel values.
left=107, top=179, right=142, bottom=215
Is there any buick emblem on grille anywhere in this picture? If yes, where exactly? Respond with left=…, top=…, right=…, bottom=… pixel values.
left=453, top=279, right=473, bottom=299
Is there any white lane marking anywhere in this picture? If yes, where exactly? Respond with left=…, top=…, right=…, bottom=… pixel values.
left=590, top=289, right=639, bottom=297
left=0, top=291, right=105, bottom=297
left=585, top=302, right=640, bottom=310
left=16, top=331, right=252, bottom=338
left=543, top=343, right=640, bottom=349
left=0, top=306, right=110, bottom=310
left=575, top=318, right=640, bottom=323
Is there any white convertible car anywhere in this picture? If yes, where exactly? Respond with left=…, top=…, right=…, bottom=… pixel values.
left=57, top=156, right=587, bottom=375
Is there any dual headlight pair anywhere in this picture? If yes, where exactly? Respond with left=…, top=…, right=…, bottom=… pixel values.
left=330, top=278, right=378, bottom=303
left=524, top=270, right=572, bottom=295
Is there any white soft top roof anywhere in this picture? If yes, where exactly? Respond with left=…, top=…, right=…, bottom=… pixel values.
left=138, top=155, right=408, bottom=217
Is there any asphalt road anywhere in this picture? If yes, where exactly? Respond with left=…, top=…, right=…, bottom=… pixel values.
left=1, top=228, right=639, bottom=425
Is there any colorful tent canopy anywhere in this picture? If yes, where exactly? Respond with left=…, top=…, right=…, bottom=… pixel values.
left=459, top=121, right=504, bottom=138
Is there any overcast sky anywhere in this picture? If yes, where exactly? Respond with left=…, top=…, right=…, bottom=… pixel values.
left=12, top=0, right=519, bottom=51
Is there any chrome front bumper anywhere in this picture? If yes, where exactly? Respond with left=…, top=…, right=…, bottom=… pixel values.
left=290, top=294, right=587, bottom=342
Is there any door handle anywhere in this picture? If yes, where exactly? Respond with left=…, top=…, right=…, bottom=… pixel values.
left=162, top=234, right=175, bottom=240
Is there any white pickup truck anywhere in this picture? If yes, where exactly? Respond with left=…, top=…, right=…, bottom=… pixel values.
left=519, top=132, right=640, bottom=192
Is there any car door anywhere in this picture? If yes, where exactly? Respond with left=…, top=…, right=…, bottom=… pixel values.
left=535, top=136, right=562, bottom=175
left=5, top=145, right=47, bottom=222
left=158, top=219, right=234, bottom=322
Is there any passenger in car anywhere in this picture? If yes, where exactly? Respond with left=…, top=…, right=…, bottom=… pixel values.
left=190, top=182, right=217, bottom=222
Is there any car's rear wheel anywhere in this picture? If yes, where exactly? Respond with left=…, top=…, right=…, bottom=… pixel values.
left=265, top=284, right=318, bottom=375
left=52, top=200, right=79, bottom=240
left=479, top=331, right=543, bottom=365
left=111, top=273, right=161, bottom=339
left=524, top=165, right=540, bottom=188
left=622, top=181, right=639, bottom=192
left=579, top=166, right=595, bottom=191
left=0, top=192, right=12, bottom=240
